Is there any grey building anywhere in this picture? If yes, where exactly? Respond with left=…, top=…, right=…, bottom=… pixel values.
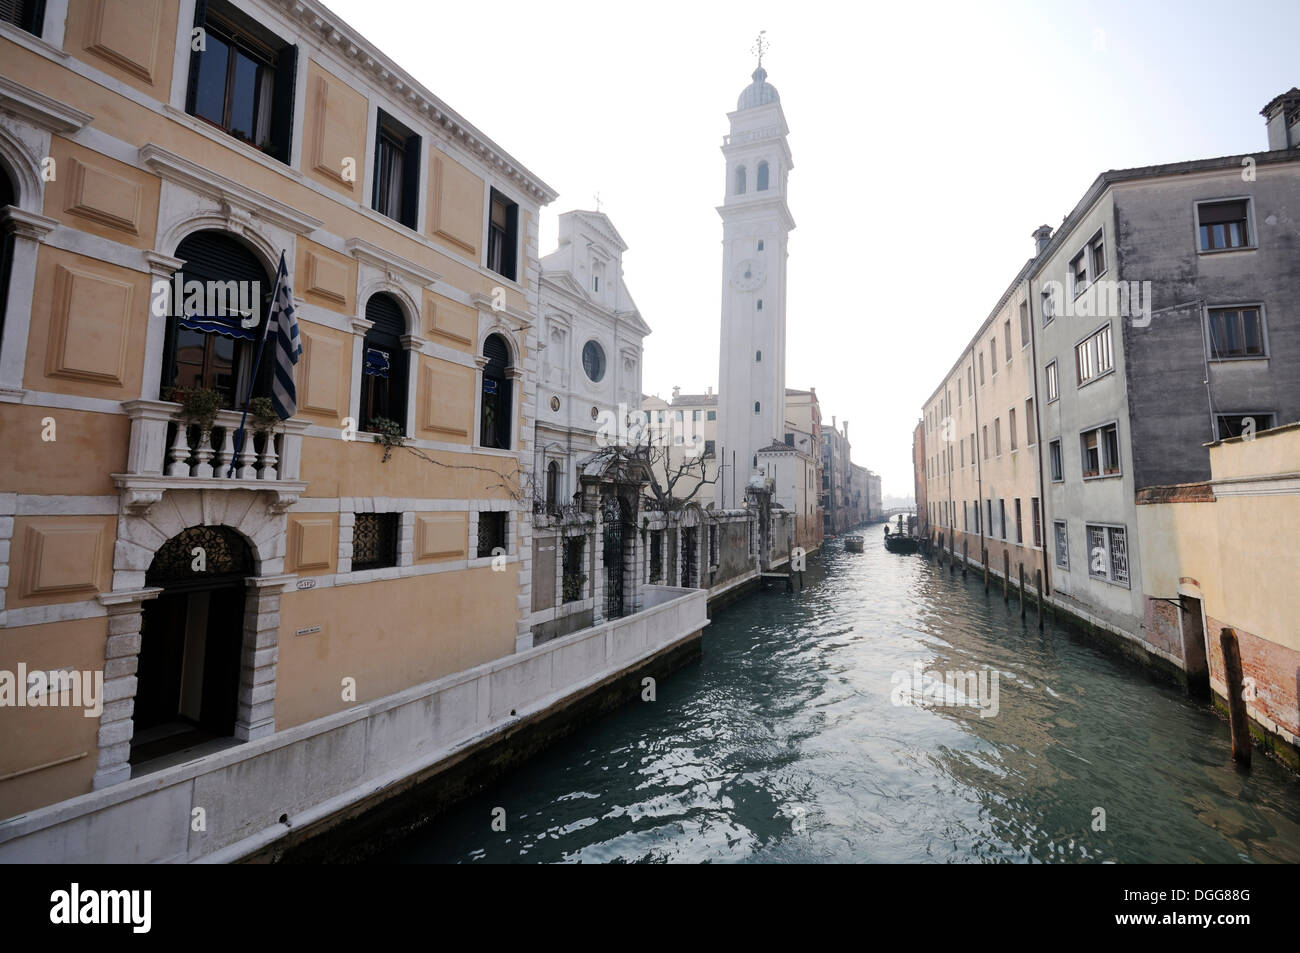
left=1031, top=88, right=1300, bottom=641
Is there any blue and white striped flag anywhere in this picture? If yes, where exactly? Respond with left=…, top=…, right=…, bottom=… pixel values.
left=269, top=251, right=301, bottom=419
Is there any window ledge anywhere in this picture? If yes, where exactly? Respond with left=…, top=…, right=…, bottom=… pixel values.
left=1207, top=355, right=1268, bottom=364
left=161, top=105, right=302, bottom=182
left=1197, top=245, right=1257, bottom=256
left=1082, top=472, right=1123, bottom=482
left=1077, top=368, right=1116, bottom=389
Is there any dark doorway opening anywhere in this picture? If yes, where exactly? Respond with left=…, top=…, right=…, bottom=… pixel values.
left=1180, top=594, right=1210, bottom=700
left=133, top=526, right=252, bottom=769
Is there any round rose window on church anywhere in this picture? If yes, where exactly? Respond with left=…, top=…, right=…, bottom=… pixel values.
left=582, top=340, right=606, bottom=382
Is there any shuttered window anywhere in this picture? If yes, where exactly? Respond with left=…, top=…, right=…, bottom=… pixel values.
left=372, top=110, right=421, bottom=228
left=360, top=293, right=408, bottom=432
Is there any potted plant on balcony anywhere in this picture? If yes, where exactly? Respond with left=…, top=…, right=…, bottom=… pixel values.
left=368, top=416, right=408, bottom=463
left=170, top=386, right=222, bottom=431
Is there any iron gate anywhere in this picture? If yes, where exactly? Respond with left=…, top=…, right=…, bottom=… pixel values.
left=681, top=526, right=698, bottom=587
left=602, top=495, right=630, bottom=618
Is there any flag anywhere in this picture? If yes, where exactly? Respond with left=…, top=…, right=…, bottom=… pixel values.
left=269, top=251, right=301, bottom=419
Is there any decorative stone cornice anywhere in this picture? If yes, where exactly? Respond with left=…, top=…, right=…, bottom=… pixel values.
left=0, top=75, right=92, bottom=133
left=144, top=251, right=185, bottom=278
left=344, top=237, right=440, bottom=287
left=97, top=587, right=164, bottom=608
left=271, top=0, right=557, bottom=204
left=471, top=292, right=533, bottom=328
left=2, top=207, right=58, bottom=242
left=139, top=143, right=324, bottom=236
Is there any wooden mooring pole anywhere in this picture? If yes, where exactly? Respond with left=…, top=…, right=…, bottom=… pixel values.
left=949, top=533, right=956, bottom=574
left=983, top=548, right=989, bottom=594
left=962, top=540, right=968, bottom=577
left=1035, top=569, right=1043, bottom=631
left=1002, top=550, right=1009, bottom=603
left=1220, top=627, right=1252, bottom=768
left=1018, top=562, right=1026, bottom=619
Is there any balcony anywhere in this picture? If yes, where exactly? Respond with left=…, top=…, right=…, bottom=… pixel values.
left=114, top=400, right=309, bottom=514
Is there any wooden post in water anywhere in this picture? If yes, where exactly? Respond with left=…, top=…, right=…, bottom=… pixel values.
left=983, top=548, right=989, bottom=594
left=1002, top=550, right=1009, bottom=603
left=1220, top=627, right=1252, bottom=768
left=949, top=533, right=956, bottom=574
left=962, top=540, right=968, bottom=577
left=1035, top=569, right=1044, bottom=630
left=1019, top=562, right=1026, bottom=619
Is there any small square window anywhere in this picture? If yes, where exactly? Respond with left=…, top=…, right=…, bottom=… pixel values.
left=353, top=512, right=399, bottom=571
left=1196, top=199, right=1251, bottom=252
left=1206, top=306, right=1266, bottom=360
left=477, top=511, right=507, bottom=558
left=757, top=240, right=764, bottom=251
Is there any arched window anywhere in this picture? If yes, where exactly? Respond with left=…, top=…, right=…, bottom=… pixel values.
left=162, top=231, right=272, bottom=408
left=360, top=293, right=409, bottom=432
left=734, top=165, right=746, bottom=195
left=0, top=164, right=15, bottom=349
left=754, top=401, right=761, bottom=414
left=757, top=161, right=769, bottom=191
left=481, top=333, right=513, bottom=449
left=546, top=460, right=559, bottom=509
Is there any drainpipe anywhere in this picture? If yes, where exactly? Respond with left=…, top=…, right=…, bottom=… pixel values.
left=1026, top=273, right=1050, bottom=596
left=971, top=341, right=984, bottom=557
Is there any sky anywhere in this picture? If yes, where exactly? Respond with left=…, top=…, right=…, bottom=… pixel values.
left=323, top=0, right=1298, bottom=497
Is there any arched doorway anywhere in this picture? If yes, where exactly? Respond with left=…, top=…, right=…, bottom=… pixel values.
left=132, top=526, right=253, bottom=767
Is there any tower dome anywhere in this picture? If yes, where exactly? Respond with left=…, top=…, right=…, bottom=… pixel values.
left=737, top=66, right=779, bottom=110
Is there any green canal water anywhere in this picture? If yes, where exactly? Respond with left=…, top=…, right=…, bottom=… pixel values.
left=381, top=534, right=1300, bottom=863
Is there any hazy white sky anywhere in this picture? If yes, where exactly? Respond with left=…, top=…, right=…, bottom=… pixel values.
left=323, top=0, right=1297, bottom=497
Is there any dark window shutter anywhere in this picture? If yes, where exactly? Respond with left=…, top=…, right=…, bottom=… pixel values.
left=185, top=0, right=209, bottom=115
left=21, top=0, right=46, bottom=35
left=270, top=43, right=297, bottom=165
left=400, top=133, right=421, bottom=229
left=503, top=201, right=518, bottom=280
left=1199, top=200, right=1247, bottom=225
left=364, top=294, right=408, bottom=429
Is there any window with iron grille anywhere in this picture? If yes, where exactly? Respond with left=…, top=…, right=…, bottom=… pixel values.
left=1085, top=523, right=1130, bottom=587
left=562, top=535, right=585, bottom=602
left=1053, top=520, right=1069, bottom=569
left=649, top=531, right=663, bottom=584
left=477, top=511, right=507, bottom=558
left=353, top=512, right=398, bottom=571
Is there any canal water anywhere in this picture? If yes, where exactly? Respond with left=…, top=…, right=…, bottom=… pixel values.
left=381, top=534, right=1300, bottom=863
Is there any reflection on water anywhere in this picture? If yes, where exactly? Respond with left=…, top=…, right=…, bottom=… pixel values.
left=381, top=534, right=1300, bottom=863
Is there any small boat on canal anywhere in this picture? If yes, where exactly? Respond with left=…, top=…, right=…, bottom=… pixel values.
left=843, top=534, right=864, bottom=553
left=883, top=513, right=921, bottom=554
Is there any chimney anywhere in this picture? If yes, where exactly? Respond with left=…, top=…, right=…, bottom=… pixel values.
left=672, top=385, right=681, bottom=400
left=1262, top=88, right=1300, bottom=151
left=706, top=385, right=713, bottom=396
left=843, top=420, right=849, bottom=442
left=1032, top=225, right=1053, bottom=256
left=831, top=415, right=837, bottom=433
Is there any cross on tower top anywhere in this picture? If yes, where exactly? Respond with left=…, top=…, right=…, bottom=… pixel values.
left=751, top=30, right=768, bottom=68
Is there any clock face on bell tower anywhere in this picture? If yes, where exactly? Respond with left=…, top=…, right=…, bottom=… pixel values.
left=732, top=258, right=765, bottom=291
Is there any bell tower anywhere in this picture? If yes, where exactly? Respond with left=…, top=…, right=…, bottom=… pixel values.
left=715, top=34, right=795, bottom=507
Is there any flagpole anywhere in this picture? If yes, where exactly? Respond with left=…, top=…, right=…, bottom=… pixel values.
left=228, top=253, right=284, bottom=478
